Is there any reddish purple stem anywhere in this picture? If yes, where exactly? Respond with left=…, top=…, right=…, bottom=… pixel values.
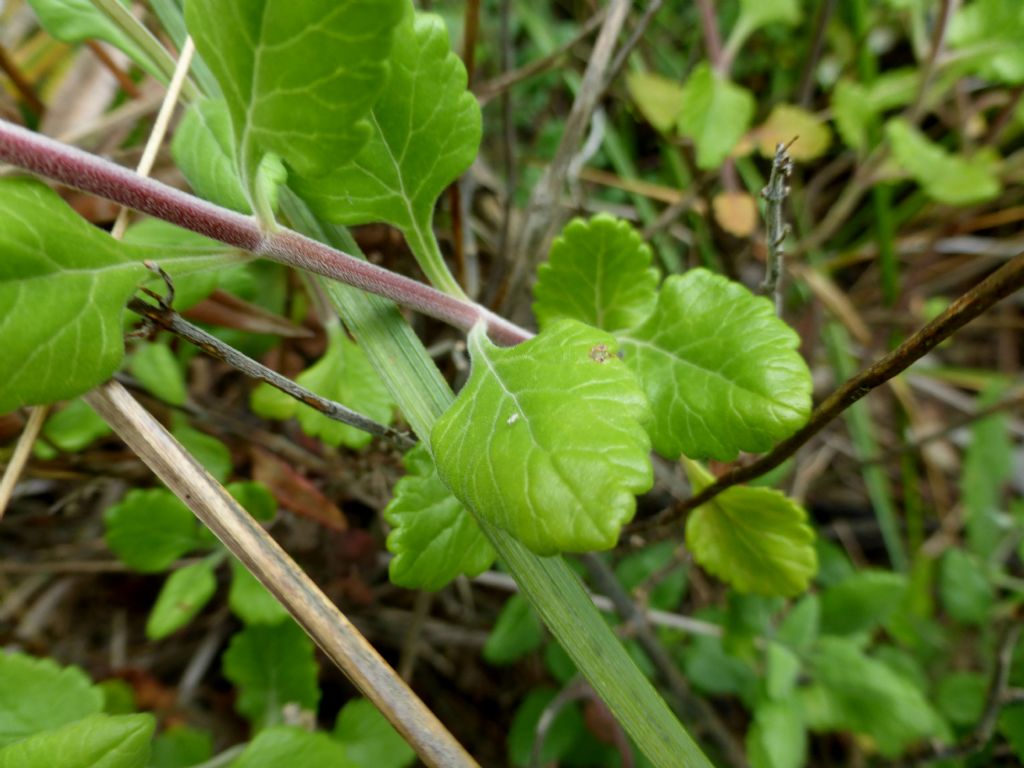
left=0, top=119, right=531, bottom=346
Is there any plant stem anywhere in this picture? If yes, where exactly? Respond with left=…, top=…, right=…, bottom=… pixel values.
left=760, top=142, right=794, bottom=314
left=406, top=217, right=468, bottom=299
left=0, top=119, right=530, bottom=347
left=632, top=250, right=1024, bottom=535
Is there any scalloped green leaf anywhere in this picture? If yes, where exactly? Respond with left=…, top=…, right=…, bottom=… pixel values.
left=146, top=559, right=218, bottom=640
left=0, top=652, right=102, bottom=747
left=222, top=622, right=319, bottom=729
left=431, top=320, right=653, bottom=555
left=677, top=64, right=755, bottom=169
left=684, top=460, right=816, bottom=597
left=948, top=0, right=1024, bottom=84
left=886, top=119, right=1001, bottom=205
left=233, top=727, right=354, bottom=768
left=619, top=268, right=811, bottom=461
left=533, top=215, right=659, bottom=333
left=251, top=325, right=394, bottom=450
left=294, top=11, right=480, bottom=294
left=0, top=179, right=237, bottom=411
left=332, top=699, right=415, bottom=768
left=383, top=444, right=495, bottom=590
left=0, top=714, right=154, bottom=768
left=184, top=0, right=405, bottom=218
left=104, top=489, right=199, bottom=573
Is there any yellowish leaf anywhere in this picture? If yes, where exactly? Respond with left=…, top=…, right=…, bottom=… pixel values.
left=713, top=191, right=758, bottom=237
left=754, top=104, right=832, bottom=161
left=626, top=71, right=684, bottom=133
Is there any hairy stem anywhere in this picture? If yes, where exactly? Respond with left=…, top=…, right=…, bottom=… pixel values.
left=0, top=119, right=529, bottom=346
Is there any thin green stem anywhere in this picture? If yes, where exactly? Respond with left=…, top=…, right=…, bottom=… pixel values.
left=406, top=218, right=468, bottom=299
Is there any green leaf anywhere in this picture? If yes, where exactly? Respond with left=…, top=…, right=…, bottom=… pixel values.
left=39, top=399, right=111, bottom=453
left=332, top=699, right=414, bottom=768
left=0, top=179, right=233, bottom=410
left=765, top=643, right=801, bottom=701
left=626, top=71, right=684, bottom=133
left=295, top=326, right=394, bottom=450
left=962, top=383, right=1012, bottom=559
left=227, top=481, right=277, bottom=522
left=747, top=700, right=805, bottom=768
left=948, top=0, right=1024, bottom=84
left=619, top=268, right=811, bottom=461
left=886, top=119, right=1002, bottom=205
left=222, top=622, right=319, bottom=729
left=482, top=594, right=545, bottom=665
left=776, top=596, right=819, bottom=653
left=185, top=0, right=405, bottom=220
left=0, top=714, right=153, bottom=768
left=683, top=460, right=816, bottom=597
left=735, top=0, right=801, bottom=34
left=146, top=560, right=218, bottom=640
left=507, top=689, right=590, bottom=768
left=228, top=558, right=289, bottom=625
left=104, top=489, right=199, bottom=573
left=97, top=680, right=135, bottom=716
left=999, top=704, right=1024, bottom=761
left=130, top=342, right=187, bottom=407
left=533, top=214, right=659, bottom=333
left=25, top=0, right=157, bottom=81
left=232, top=727, right=353, bottom=768
left=939, top=549, right=994, bottom=625
left=432, top=320, right=653, bottom=555
left=614, top=540, right=686, bottom=612
left=805, top=637, right=948, bottom=756
left=820, top=570, right=908, bottom=636
left=172, top=422, right=232, bottom=483
left=383, top=444, right=495, bottom=590
left=677, top=64, right=755, bottom=169
left=294, top=11, right=480, bottom=295
left=832, top=70, right=918, bottom=152
left=0, top=652, right=102, bottom=747
left=936, top=672, right=987, bottom=727
left=148, top=725, right=213, bottom=768
left=171, top=99, right=250, bottom=214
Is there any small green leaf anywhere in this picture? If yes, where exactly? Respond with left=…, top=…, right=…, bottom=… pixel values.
left=227, top=481, right=277, bottom=522
left=999, top=704, right=1024, bottom=761
left=185, top=0, right=405, bottom=218
left=0, top=652, right=102, bottom=747
left=232, top=727, right=354, bottom=768
left=805, top=637, right=948, bottom=756
left=130, top=342, right=187, bottom=406
left=432, top=320, right=653, bottom=555
left=25, top=0, right=160, bottom=81
left=614, top=541, right=686, bottom=612
left=820, top=570, right=908, bottom=636
left=626, top=71, right=684, bottom=133
left=294, top=11, right=480, bottom=294
left=886, top=119, right=1001, bottom=205
left=939, top=549, right=994, bottom=625
left=104, top=489, right=198, bottom=573
left=776, top=596, right=819, bottom=653
left=228, top=558, right=289, bottom=625
left=172, top=422, right=232, bottom=483
left=832, top=70, right=918, bottom=152
left=148, top=725, right=213, bottom=768
left=332, top=699, right=415, bottom=768
left=293, top=326, right=394, bottom=450
left=747, top=700, right=805, bottom=768
left=171, top=99, right=250, bottom=214
left=948, top=0, right=1024, bottom=84
left=39, top=399, right=111, bottom=453
left=533, top=215, right=659, bottom=333
left=0, top=179, right=233, bottom=410
left=383, top=445, right=495, bottom=590
left=97, top=680, right=135, bottom=716
left=146, top=560, right=218, bottom=640
left=684, top=460, right=816, bottom=597
left=507, top=689, right=590, bottom=768
left=936, top=672, right=987, bottom=727
left=765, top=643, right=801, bottom=701
left=222, top=623, right=319, bottom=729
left=483, top=594, right=545, bottom=665
left=735, top=0, right=801, bottom=34
left=0, top=714, right=153, bottom=768
left=962, top=383, right=1012, bottom=559
left=620, top=268, right=811, bottom=460
left=677, top=63, right=755, bottom=169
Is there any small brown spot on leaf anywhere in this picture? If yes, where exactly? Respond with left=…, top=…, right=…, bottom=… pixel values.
left=589, top=344, right=612, bottom=363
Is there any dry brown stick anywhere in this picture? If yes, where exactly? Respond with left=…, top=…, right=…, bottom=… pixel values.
left=631, top=250, right=1024, bottom=536
left=0, top=43, right=45, bottom=116
left=84, top=381, right=478, bottom=768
